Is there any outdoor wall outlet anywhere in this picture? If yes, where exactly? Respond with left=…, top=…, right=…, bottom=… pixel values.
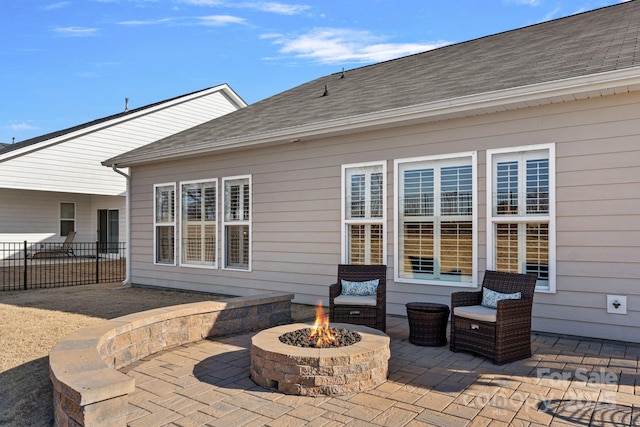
left=607, top=295, right=627, bottom=314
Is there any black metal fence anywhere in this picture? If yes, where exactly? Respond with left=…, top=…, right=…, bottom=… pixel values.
left=0, top=241, right=126, bottom=291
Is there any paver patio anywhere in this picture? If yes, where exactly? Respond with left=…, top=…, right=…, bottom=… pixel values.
left=121, top=316, right=639, bottom=426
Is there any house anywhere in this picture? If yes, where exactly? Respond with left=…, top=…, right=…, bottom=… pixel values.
left=0, top=85, right=245, bottom=259
left=103, top=2, right=640, bottom=343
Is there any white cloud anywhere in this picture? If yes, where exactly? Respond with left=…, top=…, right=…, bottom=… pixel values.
left=118, top=17, right=177, bottom=25
left=538, top=7, right=561, bottom=22
left=53, top=26, right=99, bottom=37
left=198, top=15, right=247, bottom=26
left=179, top=0, right=310, bottom=15
left=268, top=28, right=449, bottom=64
left=7, top=122, right=37, bottom=132
left=260, top=33, right=282, bottom=40
left=244, top=2, right=310, bottom=15
left=116, top=14, right=246, bottom=27
left=44, top=2, right=71, bottom=10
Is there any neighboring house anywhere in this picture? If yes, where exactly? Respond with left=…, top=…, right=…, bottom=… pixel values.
left=104, top=3, right=640, bottom=343
left=0, top=85, right=245, bottom=257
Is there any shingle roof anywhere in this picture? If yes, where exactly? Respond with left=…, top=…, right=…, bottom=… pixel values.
left=0, top=86, right=239, bottom=156
left=106, top=1, right=640, bottom=166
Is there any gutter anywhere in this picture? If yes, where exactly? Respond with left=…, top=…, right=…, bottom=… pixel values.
left=111, top=165, right=131, bottom=285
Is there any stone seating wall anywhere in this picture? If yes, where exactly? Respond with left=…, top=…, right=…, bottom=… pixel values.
left=49, top=292, right=293, bottom=427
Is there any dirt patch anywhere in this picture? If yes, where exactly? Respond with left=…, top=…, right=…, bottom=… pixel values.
left=0, top=282, right=314, bottom=426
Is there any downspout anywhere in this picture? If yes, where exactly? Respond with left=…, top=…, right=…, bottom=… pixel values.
left=112, top=165, right=131, bottom=285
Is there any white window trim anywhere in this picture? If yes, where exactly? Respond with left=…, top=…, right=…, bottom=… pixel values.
left=341, top=161, right=387, bottom=264
left=222, top=175, right=252, bottom=272
left=486, top=143, right=556, bottom=293
left=153, top=182, right=176, bottom=266
left=179, top=178, right=218, bottom=269
left=394, top=151, right=478, bottom=287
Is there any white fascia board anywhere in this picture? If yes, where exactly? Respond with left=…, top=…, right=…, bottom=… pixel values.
left=0, top=84, right=244, bottom=163
left=217, top=83, right=248, bottom=109
left=110, top=67, right=640, bottom=166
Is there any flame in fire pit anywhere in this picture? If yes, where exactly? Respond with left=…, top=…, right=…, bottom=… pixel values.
left=309, top=303, right=336, bottom=347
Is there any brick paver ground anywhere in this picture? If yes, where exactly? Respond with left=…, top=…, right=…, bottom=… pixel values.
left=121, top=316, right=640, bottom=427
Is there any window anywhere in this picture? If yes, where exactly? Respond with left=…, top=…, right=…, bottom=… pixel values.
left=60, top=202, right=75, bottom=237
left=395, top=153, right=477, bottom=285
left=487, top=144, right=555, bottom=292
left=154, top=183, right=176, bottom=265
left=342, top=162, right=386, bottom=265
left=223, top=176, right=251, bottom=270
left=181, top=180, right=217, bottom=267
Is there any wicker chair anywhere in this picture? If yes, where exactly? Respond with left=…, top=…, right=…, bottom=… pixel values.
left=450, top=270, right=537, bottom=365
left=329, top=264, right=387, bottom=332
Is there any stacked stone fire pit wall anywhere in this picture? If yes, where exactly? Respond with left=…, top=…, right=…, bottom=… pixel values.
left=251, top=323, right=390, bottom=396
left=49, top=292, right=293, bottom=427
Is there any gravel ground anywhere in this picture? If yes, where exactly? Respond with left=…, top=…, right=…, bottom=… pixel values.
left=0, top=283, right=314, bottom=426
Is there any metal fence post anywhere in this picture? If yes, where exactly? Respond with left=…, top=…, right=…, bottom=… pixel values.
left=95, top=241, right=99, bottom=284
left=23, top=241, right=28, bottom=290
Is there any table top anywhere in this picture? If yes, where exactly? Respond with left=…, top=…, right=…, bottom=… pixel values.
left=406, top=302, right=450, bottom=312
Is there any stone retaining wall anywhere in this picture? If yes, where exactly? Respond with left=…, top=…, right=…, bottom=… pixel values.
left=49, top=292, right=293, bottom=427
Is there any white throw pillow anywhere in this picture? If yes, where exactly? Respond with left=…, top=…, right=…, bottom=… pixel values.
left=481, top=287, right=521, bottom=309
left=341, top=279, right=379, bottom=296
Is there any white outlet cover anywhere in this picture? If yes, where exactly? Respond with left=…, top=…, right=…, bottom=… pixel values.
left=607, top=295, right=627, bottom=314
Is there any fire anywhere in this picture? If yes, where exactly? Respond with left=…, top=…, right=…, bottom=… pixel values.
left=309, top=303, right=337, bottom=347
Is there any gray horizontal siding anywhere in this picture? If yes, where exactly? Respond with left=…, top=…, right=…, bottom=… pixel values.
left=127, top=91, right=640, bottom=343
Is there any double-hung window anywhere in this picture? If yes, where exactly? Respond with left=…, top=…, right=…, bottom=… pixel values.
left=181, top=180, right=217, bottom=267
left=487, top=144, right=555, bottom=291
left=223, top=176, right=251, bottom=270
left=395, top=153, right=476, bottom=285
left=342, top=162, right=386, bottom=265
left=60, top=202, right=75, bottom=237
left=154, top=183, right=176, bottom=265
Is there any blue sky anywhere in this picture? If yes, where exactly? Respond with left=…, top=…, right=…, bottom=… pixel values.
left=0, top=0, right=628, bottom=144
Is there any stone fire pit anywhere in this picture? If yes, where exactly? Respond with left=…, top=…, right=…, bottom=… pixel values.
left=250, top=322, right=390, bottom=396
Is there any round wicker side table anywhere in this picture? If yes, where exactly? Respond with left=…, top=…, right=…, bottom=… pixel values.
left=406, top=302, right=450, bottom=346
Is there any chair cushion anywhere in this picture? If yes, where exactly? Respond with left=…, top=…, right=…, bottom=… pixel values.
left=481, top=288, right=521, bottom=309
left=454, top=305, right=497, bottom=322
left=333, top=294, right=377, bottom=306
left=341, top=279, right=379, bottom=296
